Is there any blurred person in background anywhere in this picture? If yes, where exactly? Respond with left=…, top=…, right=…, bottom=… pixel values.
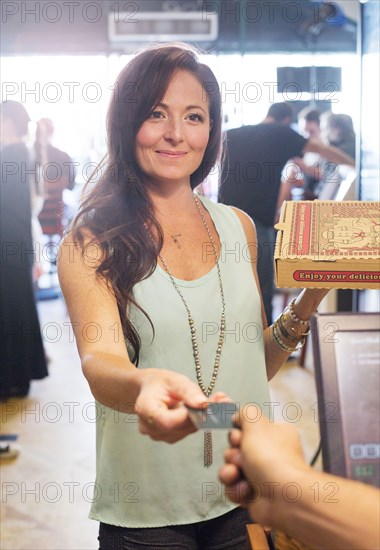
left=276, top=108, right=325, bottom=217
left=298, top=106, right=321, bottom=140
left=35, top=117, right=76, bottom=238
left=0, top=101, right=48, bottom=400
left=277, top=110, right=357, bottom=217
left=320, top=111, right=357, bottom=313
left=219, top=102, right=355, bottom=324
left=321, top=112, right=356, bottom=160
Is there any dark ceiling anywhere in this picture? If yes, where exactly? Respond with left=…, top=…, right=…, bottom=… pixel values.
left=1, top=0, right=357, bottom=56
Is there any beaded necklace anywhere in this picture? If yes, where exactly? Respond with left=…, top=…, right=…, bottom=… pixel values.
left=158, top=194, right=226, bottom=466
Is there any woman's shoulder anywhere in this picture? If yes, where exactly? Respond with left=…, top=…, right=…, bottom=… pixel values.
left=228, top=206, right=257, bottom=241
left=198, top=194, right=234, bottom=216
left=198, top=195, right=257, bottom=245
left=200, top=195, right=256, bottom=232
left=59, top=227, right=103, bottom=265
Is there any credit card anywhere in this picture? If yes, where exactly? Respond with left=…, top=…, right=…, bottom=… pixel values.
left=186, top=402, right=239, bottom=430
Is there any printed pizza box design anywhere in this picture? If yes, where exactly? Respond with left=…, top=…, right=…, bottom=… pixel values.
left=274, top=201, right=380, bottom=289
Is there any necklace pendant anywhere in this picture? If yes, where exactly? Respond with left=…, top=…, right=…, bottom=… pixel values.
left=204, top=431, right=213, bottom=467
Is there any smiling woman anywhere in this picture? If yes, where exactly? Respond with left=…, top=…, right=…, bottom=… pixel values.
left=57, top=42, right=331, bottom=550
left=135, top=70, right=211, bottom=187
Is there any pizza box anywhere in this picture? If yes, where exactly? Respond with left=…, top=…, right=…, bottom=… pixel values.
left=274, top=200, right=380, bottom=289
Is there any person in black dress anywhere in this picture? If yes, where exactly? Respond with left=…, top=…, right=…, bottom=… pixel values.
left=0, top=101, right=48, bottom=399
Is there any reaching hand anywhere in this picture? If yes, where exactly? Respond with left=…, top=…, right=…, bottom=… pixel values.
left=136, top=369, right=231, bottom=444
left=219, top=406, right=309, bottom=525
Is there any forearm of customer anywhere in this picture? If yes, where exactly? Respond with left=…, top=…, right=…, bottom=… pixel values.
left=268, top=469, right=380, bottom=550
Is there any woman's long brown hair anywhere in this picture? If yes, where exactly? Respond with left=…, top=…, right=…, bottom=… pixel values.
left=71, top=44, right=223, bottom=365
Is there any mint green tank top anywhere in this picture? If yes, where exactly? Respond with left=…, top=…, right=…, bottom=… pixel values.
left=89, top=196, right=270, bottom=527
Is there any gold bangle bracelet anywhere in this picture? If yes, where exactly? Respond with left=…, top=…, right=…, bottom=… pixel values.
left=272, top=322, right=304, bottom=353
left=276, top=312, right=310, bottom=342
left=277, top=314, right=301, bottom=342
